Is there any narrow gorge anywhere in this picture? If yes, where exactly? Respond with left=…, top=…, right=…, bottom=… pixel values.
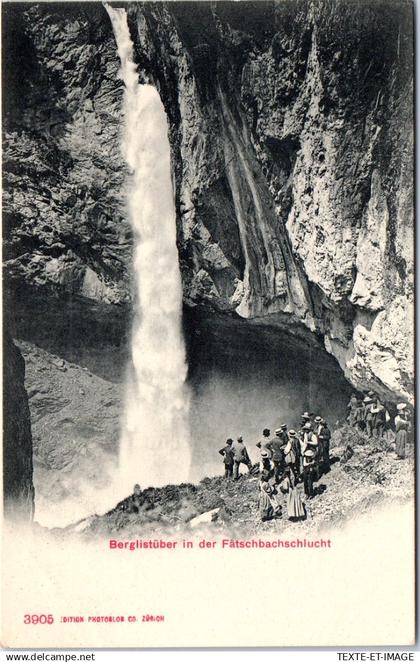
left=2, top=0, right=413, bottom=525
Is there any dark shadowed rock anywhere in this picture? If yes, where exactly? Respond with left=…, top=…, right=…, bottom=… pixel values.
left=3, top=334, right=34, bottom=520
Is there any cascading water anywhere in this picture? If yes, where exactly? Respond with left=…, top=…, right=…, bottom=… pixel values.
left=105, top=5, right=191, bottom=494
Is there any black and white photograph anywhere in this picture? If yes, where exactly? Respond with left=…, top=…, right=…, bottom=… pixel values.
left=2, top=0, right=415, bottom=649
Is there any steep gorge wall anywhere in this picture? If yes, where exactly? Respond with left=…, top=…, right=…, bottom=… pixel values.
left=3, top=0, right=414, bottom=405
left=127, top=0, right=414, bottom=403
left=3, top=2, right=131, bottom=305
left=3, top=335, right=34, bottom=519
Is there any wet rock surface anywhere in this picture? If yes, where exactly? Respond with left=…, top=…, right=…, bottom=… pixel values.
left=3, top=3, right=131, bottom=304
left=3, top=1, right=414, bottom=403
left=3, top=335, right=34, bottom=520
left=127, top=0, right=414, bottom=402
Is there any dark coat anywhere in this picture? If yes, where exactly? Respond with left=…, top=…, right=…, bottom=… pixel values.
left=219, top=445, right=235, bottom=465
left=266, top=438, right=286, bottom=462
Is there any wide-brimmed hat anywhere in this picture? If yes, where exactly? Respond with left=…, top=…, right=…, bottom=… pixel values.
left=261, top=450, right=270, bottom=458
left=289, top=429, right=296, bottom=437
left=303, top=422, right=312, bottom=430
left=304, top=449, right=315, bottom=458
left=397, top=403, right=407, bottom=411
left=281, top=423, right=287, bottom=429
left=363, top=396, right=372, bottom=403
left=314, top=416, right=322, bottom=423
left=301, top=412, right=311, bottom=419
left=275, top=428, right=282, bottom=434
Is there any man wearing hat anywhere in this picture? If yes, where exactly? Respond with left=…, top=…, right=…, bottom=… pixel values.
left=347, top=394, right=361, bottom=427
left=284, top=429, right=301, bottom=480
left=363, top=395, right=375, bottom=437
left=300, top=421, right=318, bottom=451
left=319, top=418, right=331, bottom=474
left=219, top=438, right=235, bottom=478
left=371, top=399, right=388, bottom=439
left=354, top=398, right=365, bottom=431
left=300, top=421, right=319, bottom=479
left=313, top=416, right=323, bottom=437
left=313, top=416, right=325, bottom=478
left=395, top=404, right=411, bottom=459
left=302, top=448, right=317, bottom=498
left=265, top=429, right=287, bottom=482
left=260, top=448, right=274, bottom=474
left=300, top=412, right=312, bottom=428
left=256, top=428, right=272, bottom=454
left=232, top=436, right=253, bottom=479
left=278, top=423, right=289, bottom=444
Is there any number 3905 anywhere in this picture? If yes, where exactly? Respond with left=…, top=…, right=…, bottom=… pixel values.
left=23, top=614, right=54, bottom=624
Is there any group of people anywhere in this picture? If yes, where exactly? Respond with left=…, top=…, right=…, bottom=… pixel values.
left=346, top=392, right=412, bottom=459
left=219, top=392, right=413, bottom=523
left=218, top=412, right=332, bottom=522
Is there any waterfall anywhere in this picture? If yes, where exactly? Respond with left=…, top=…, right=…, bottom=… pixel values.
left=105, top=5, right=191, bottom=494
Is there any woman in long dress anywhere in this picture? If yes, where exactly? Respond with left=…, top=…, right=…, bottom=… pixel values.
left=258, top=471, right=281, bottom=521
left=395, top=405, right=410, bottom=459
left=281, top=468, right=306, bottom=521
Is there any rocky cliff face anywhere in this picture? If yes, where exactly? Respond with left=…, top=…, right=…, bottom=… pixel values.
left=3, top=0, right=414, bottom=407
left=128, top=0, right=414, bottom=403
left=3, top=2, right=131, bottom=305
left=3, top=335, right=34, bottom=520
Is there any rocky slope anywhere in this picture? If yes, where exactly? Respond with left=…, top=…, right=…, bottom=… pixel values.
left=59, top=426, right=414, bottom=540
left=3, top=0, right=414, bottom=404
left=16, top=339, right=123, bottom=527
